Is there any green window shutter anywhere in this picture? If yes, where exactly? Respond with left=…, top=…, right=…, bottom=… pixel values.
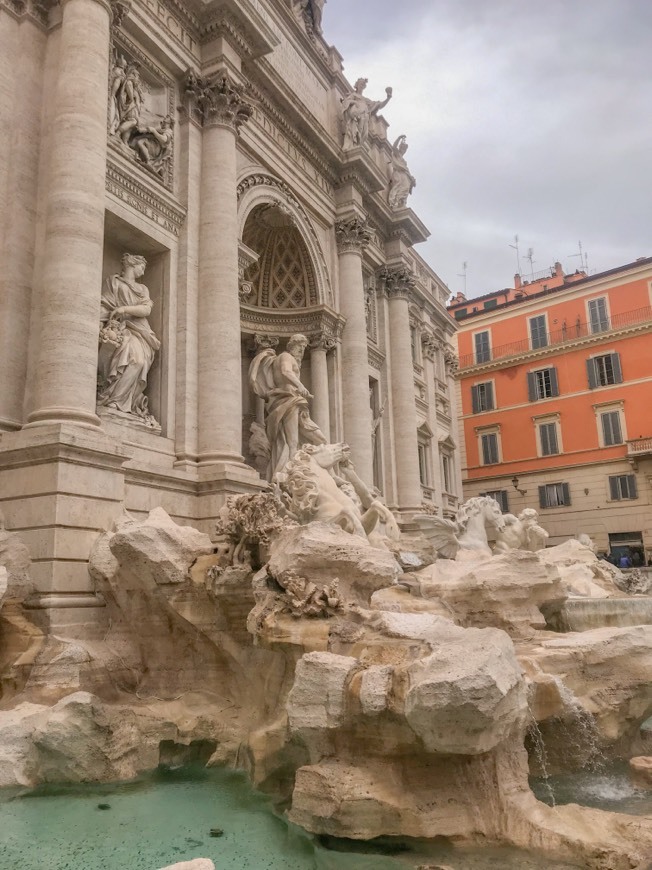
left=611, top=353, right=623, bottom=384
left=538, top=485, right=547, bottom=508
left=527, top=372, right=537, bottom=401
left=630, top=476, right=638, bottom=499
left=609, top=476, right=620, bottom=500
left=562, top=482, right=571, bottom=505
left=549, top=368, right=559, bottom=397
left=487, top=382, right=495, bottom=411
left=471, top=385, right=480, bottom=414
left=586, top=358, right=598, bottom=389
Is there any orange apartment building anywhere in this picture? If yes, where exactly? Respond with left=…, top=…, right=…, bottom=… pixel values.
left=449, top=256, right=652, bottom=560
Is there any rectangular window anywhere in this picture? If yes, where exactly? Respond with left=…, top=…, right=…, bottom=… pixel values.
left=539, top=482, right=571, bottom=508
left=527, top=367, right=559, bottom=401
left=471, top=381, right=494, bottom=413
left=539, top=421, right=559, bottom=456
left=601, top=410, right=623, bottom=446
left=418, top=442, right=429, bottom=486
left=480, top=432, right=499, bottom=465
left=529, top=314, right=548, bottom=349
left=442, top=454, right=452, bottom=493
left=454, top=308, right=468, bottom=320
left=609, top=474, right=638, bottom=500
left=480, top=489, right=509, bottom=513
left=588, top=297, right=609, bottom=334
left=587, top=353, right=623, bottom=388
left=483, top=298, right=498, bottom=310
left=474, top=331, right=491, bottom=363
left=410, top=326, right=418, bottom=363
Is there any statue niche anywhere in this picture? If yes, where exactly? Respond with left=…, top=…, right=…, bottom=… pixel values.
left=97, top=253, right=161, bottom=430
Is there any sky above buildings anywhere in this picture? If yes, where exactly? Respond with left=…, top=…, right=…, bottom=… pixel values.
left=322, top=0, right=652, bottom=299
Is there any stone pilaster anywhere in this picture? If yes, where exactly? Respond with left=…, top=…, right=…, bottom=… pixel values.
left=309, top=333, right=335, bottom=439
left=188, top=71, right=253, bottom=467
left=335, top=216, right=374, bottom=484
left=381, top=265, right=422, bottom=513
left=25, top=0, right=114, bottom=428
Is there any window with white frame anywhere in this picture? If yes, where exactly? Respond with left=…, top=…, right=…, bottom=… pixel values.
left=600, top=410, right=623, bottom=446
left=527, top=366, right=559, bottom=401
left=529, top=314, right=548, bottom=349
left=410, top=325, right=419, bottom=363
left=479, top=430, right=500, bottom=465
left=587, top=352, right=622, bottom=388
left=537, top=419, right=560, bottom=456
left=417, top=424, right=433, bottom=487
left=480, top=489, right=509, bottom=513
left=471, top=381, right=494, bottom=413
left=609, top=474, right=638, bottom=501
left=539, top=482, right=571, bottom=508
left=474, top=330, right=491, bottom=363
left=588, top=297, right=609, bottom=334
left=441, top=453, right=453, bottom=493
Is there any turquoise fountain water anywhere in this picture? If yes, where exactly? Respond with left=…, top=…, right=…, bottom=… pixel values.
left=0, top=765, right=583, bottom=870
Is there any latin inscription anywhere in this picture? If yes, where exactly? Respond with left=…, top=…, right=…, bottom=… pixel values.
left=136, top=0, right=198, bottom=55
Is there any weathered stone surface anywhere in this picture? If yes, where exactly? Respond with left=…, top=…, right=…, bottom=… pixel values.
left=414, top=549, right=566, bottom=637
left=538, top=539, right=621, bottom=597
left=288, top=652, right=358, bottom=733
left=109, top=507, right=213, bottom=586
left=0, top=566, right=7, bottom=609
left=0, top=521, right=32, bottom=599
left=630, top=755, right=652, bottom=785
left=268, top=522, right=400, bottom=606
left=157, top=862, right=215, bottom=870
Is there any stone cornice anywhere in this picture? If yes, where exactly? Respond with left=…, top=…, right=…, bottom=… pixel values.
left=200, top=1, right=279, bottom=54
left=368, top=345, right=386, bottom=370
left=310, top=332, right=337, bottom=352
left=105, top=154, right=186, bottom=236
left=335, top=217, right=372, bottom=254
left=240, top=303, right=345, bottom=343
left=0, top=0, right=54, bottom=26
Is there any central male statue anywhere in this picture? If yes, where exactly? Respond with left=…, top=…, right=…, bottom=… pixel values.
left=249, top=334, right=326, bottom=480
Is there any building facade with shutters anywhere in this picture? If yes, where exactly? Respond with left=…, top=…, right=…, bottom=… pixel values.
left=449, top=257, right=652, bottom=560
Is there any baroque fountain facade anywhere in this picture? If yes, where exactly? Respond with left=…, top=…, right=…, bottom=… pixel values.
left=2, top=0, right=652, bottom=868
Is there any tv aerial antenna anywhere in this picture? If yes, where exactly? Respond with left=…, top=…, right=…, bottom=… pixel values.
left=509, top=234, right=522, bottom=275
left=525, top=247, right=535, bottom=278
left=457, top=261, right=468, bottom=295
left=569, top=240, right=589, bottom=273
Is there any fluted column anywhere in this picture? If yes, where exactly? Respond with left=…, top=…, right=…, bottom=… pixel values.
left=335, top=217, right=373, bottom=483
left=382, top=266, right=422, bottom=512
left=25, top=0, right=116, bottom=427
left=309, top=333, right=334, bottom=439
left=188, top=73, right=253, bottom=465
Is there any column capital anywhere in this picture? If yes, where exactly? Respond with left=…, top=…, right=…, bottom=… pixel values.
left=442, top=344, right=459, bottom=375
left=378, top=265, right=416, bottom=301
left=335, top=216, right=372, bottom=255
left=310, top=332, right=337, bottom=352
left=252, top=334, right=279, bottom=351
left=183, top=70, right=253, bottom=131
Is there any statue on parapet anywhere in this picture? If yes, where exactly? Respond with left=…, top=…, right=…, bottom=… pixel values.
left=387, top=135, right=416, bottom=209
left=341, top=78, right=392, bottom=150
left=249, top=334, right=326, bottom=481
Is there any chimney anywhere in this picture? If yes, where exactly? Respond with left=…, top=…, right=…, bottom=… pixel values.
left=454, top=291, right=467, bottom=304
left=514, top=273, right=522, bottom=290
left=554, top=261, right=563, bottom=278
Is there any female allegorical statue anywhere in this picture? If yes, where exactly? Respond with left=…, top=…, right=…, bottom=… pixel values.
left=97, top=253, right=161, bottom=427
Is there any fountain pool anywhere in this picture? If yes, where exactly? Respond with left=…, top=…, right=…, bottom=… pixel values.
left=0, top=765, right=583, bottom=870
left=531, top=760, right=652, bottom=815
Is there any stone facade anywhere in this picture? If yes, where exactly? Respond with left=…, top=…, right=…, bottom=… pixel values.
left=0, top=0, right=459, bottom=629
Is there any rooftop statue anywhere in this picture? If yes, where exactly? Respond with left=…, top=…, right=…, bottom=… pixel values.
left=248, top=334, right=326, bottom=481
left=341, top=77, right=392, bottom=150
left=97, top=253, right=160, bottom=428
left=387, top=134, right=416, bottom=209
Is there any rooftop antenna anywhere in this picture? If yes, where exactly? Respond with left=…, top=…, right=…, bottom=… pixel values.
left=569, top=240, right=589, bottom=273
left=457, top=261, right=468, bottom=295
left=509, top=234, right=522, bottom=275
left=525, top=247, right=535, bottom=278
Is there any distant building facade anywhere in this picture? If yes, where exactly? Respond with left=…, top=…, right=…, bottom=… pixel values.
left=449, top=257, right=652, bottom=561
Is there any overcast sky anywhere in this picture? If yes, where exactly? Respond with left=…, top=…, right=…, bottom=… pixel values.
left=322, top=0, right=652, bottom=299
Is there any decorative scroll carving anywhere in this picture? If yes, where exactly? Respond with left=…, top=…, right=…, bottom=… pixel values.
left=441, top=343, right=459, bottom=375
left=378, top=265, right=417, bottom=301
left=340, top=78, right=392, bottom=151
left=253, top=334, right=280, bottom=350
left=335, top=217, right=372, bottom=254
left=421, top=332, right=438, bottom=362
left=387, top=135, right=416, bottom=210
left=309, top=332, right=337, bottom=352
left=183, top=69, right=253, bottom=131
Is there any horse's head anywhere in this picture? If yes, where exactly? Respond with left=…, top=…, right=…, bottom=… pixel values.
left=307, top=441, right=350, bottom=469
left=482, top=496, right=506, bottom=532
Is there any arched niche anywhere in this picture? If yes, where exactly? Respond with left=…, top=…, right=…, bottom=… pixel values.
left=237, top=173, right=333, bottom=308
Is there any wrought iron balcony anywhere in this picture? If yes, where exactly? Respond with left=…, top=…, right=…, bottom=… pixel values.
left=459, top=305, right=652, bottom=370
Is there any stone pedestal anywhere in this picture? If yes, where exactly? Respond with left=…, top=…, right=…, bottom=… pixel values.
left=336, top=217, right=374, bottom=484
left=385, top=268, right=422, bottom=513
left=0, top=424, right=128, bottom=633
left=25, top=0, right=113, bottom=428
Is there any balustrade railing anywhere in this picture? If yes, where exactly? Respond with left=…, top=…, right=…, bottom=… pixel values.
left=459, top=305, right=652, bottom=369
left=628, top=437, right=652, bottom=455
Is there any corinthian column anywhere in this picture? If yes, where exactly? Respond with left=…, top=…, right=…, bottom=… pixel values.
left=335, top=217, right=373, bottom=483
left=382, top=266, right=422, bottom=513
left=25, top=0, right=116, bottom=427
left=188, top=72, right=253, bottom=465
left=309, top=333, right=334, bottom=439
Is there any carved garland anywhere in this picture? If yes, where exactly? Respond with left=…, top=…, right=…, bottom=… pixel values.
left=237, top=173, right=333, bottom=305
